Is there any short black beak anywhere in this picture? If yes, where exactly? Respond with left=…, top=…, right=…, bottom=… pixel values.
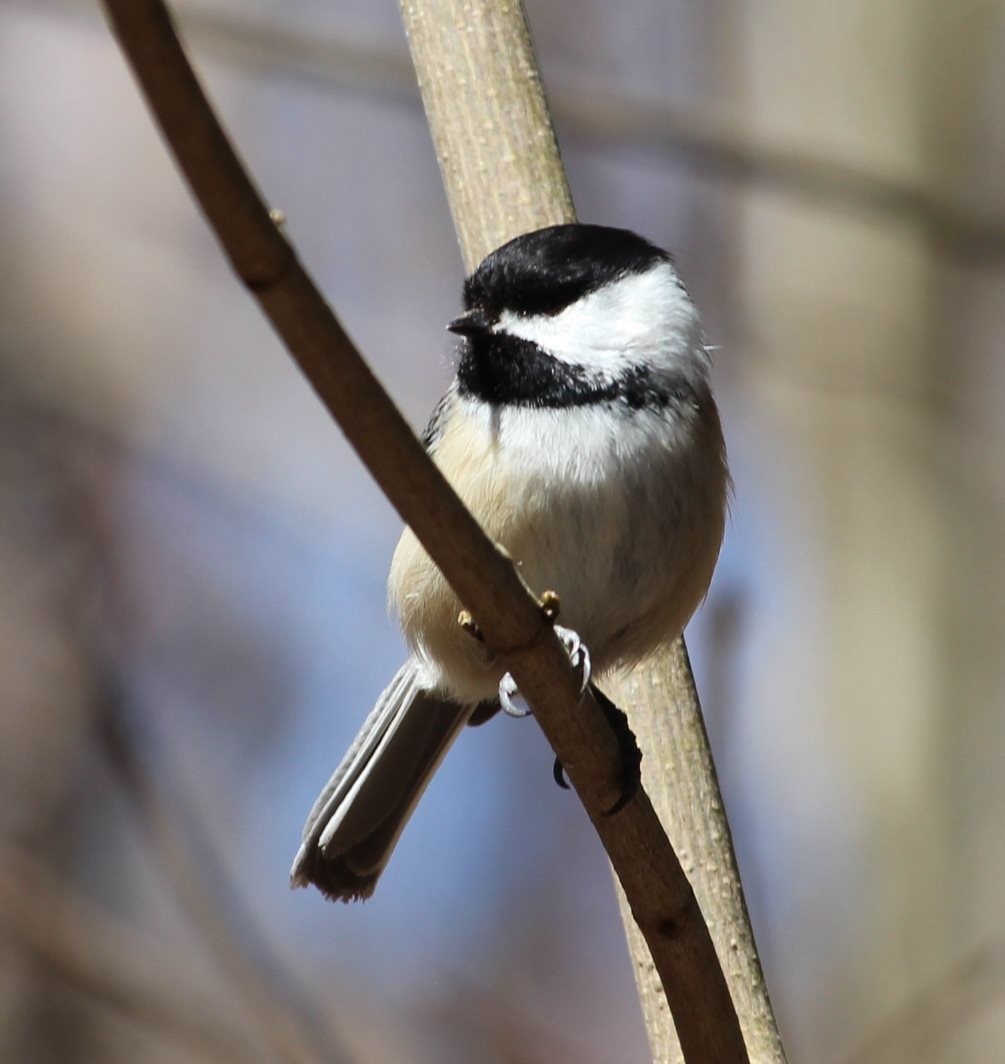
left=446, top=309, right=491, bottom=337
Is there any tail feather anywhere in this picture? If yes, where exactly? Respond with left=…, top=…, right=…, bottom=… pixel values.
left=290, top=660, right=473, bottom=901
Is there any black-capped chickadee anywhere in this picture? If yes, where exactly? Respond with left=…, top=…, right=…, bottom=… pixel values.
left=291, top=224, right=729, bottom=902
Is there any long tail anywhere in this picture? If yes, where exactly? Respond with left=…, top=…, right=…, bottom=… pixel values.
left=290, top=660, right=473, bottom=901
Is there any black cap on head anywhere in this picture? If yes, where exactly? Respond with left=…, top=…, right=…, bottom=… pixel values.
left=462, top=224, right=671, bottom=319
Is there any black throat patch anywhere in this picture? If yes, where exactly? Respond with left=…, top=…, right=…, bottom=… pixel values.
left=456, top=333, right=680, bottom=411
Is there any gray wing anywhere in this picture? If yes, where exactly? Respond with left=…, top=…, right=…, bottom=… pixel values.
left=421, top=385, right=457, bottom=453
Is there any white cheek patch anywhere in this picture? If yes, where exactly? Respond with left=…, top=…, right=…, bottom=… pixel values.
left=496, top=262, right=702, bottom=373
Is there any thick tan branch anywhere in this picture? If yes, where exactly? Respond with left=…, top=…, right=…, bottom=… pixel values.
left=99, top=2, right=747, bottom=1060
left=609, top=647, right=787, bottom=1062
left=401, top=4, right=783, bottom=1062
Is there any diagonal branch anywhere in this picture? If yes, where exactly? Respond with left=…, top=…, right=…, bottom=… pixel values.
left=99, top=2, right=747, bottom=1060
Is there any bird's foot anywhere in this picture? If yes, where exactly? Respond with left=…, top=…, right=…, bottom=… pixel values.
left=457, top=610, right=484, bottom=642
left=497, top=622, right=592, bottom=718
left=553, top=685, right=642, bottom=816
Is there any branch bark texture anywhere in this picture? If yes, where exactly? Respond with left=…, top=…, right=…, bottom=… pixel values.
left=100, top=1, right=757, bottom=1060
left=397, top=1, right=574, bottom=271
left=609, top=648, right=787, bottom=1063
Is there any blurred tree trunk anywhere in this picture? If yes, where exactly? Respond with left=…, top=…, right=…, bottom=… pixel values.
left=736, top=0, right=964, bottom=1057
left=0, top=386, right=98, bottom=1062
left=916, top=5, right=1005, bottom=1062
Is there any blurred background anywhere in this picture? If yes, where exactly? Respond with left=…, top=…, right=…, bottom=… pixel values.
left=2, top=0, right=1004, bottom=1061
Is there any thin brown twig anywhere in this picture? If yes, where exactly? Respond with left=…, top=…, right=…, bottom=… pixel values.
left=98, top=1, right=747, bottom=1060
left=0, top=843, right=258, bottom=1062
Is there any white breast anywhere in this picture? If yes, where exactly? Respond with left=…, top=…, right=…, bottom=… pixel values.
left=389, top=390, right=728, bottom=701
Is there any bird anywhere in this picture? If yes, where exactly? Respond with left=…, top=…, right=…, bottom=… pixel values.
left=290, top=223, right=729, bottom=902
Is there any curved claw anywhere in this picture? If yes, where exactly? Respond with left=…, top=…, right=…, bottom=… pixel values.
left=553, top=757, right=570, bottom=790
left=499, top=625, right=592, bottom=722
left=553, top=625, right=591, bottom=694
left=551, top=687, right=643, bottom=813
left=498, top=672, right=532, bottom=718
